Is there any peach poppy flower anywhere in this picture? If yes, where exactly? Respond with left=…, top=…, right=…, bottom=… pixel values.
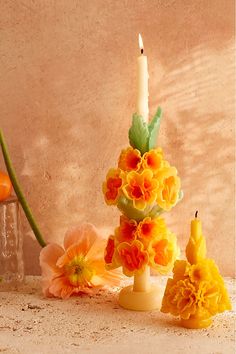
left=103, top=168, right=123, bottom=205
left=116, top=216, right=137, bottom=243
left=118, top=147, right=142, bottom=172
left=136, top=217, right=166, bottom=244
left=156, top=167, right=181, bottom=211
left=40, top=224, right=122, bottom=299
left=149, top=232, right=179, bottom=274
left=123, top=169, right=158, bottom=210
left=142, top=148, right=164, bottom=172
left=117, top=240, right=149, bottom=276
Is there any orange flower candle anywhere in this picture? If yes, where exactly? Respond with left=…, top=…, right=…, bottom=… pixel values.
left=102, top=35, right=183, bottom=311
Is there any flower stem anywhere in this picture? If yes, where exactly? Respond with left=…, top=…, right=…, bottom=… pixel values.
left=0, top=129, right=47, bottom=247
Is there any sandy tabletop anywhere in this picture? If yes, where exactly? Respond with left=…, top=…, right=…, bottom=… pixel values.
left=0, top=276, right=235, bottom=354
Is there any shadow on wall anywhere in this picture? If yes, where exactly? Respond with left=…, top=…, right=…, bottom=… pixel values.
left=2, top=38, right=234, bottom=275
left=150, top=39, right=235, bottom=275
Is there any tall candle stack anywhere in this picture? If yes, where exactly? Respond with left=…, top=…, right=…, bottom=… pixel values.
left=103, top=34, right=182, bottom=311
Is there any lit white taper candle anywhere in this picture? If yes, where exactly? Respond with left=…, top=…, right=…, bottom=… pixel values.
left=137, top=34, right=149, bottom=123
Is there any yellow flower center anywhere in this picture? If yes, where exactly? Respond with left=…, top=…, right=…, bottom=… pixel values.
left=65, top=255, right=95, bottom=287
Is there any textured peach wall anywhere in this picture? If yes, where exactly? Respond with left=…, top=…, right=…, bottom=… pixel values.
left=0, top=0, right=235, bottom=276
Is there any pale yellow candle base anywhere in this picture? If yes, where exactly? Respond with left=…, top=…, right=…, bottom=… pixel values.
left=180, top=316, right=212, bottom=329
left=119, top=266, right=164, bottom=311
left=118, top=283, right=164, bottom=311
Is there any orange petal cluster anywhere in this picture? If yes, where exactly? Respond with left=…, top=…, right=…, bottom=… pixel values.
left=104, top=215, right=179, bottom=276
left=103, top=146, right=181, bottom=212
left=103, top=145, right=181, bottom=278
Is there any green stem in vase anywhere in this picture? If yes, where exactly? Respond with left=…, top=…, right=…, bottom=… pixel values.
left=0, top=129, right=46, bottom=248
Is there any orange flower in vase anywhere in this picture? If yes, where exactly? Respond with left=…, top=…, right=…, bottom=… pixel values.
left=156, top=167, right=181, bottom=211
left=40, top=224, right=122, bottom=299
left=103, top=168, right=123, bottom=205
left=117, top=240, right=149, bottom=277
left=118, top=147, right=142, bottom=171
left=123, top=169, right=158, bottom=210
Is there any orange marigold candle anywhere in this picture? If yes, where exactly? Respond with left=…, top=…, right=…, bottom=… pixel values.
left=161, top=212, right=232, bottom=329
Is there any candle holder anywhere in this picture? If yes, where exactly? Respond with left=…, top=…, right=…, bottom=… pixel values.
left=103, top=109, right=182, bottom=311
left=161, top=213, right=232, bottom=328
left=0, top=196, right=24, bottom=290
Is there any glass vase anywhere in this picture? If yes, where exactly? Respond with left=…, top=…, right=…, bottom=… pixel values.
left=0, top=196, right=24, bottom=289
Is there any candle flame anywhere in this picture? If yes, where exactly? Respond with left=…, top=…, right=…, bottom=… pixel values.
left=138, top=33, right=144, bottom=51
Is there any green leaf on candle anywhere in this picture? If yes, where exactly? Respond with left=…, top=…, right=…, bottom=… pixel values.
left=128, top=113, right=149, bottom=154
left=148, top=107, right=162, bottom=150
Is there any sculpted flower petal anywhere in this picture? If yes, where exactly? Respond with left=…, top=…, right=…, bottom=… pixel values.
left=117, top=240, right=149, bottom=277
left=142, top=148, right=164, bottom=172
left=136, top=217, right=166, bottom=244
left=156, top=167, right=181, bottom=211
left=104, top=235, right=120, bottom=270
left=149, top=231, right=179, bottom=274
left=103, top=168, right=123, bottom=205
left=118, top=147, right=142, bottom=171
left=117, top=216, right=137, bottom=243
left=122, top=169, right=159, bottom=211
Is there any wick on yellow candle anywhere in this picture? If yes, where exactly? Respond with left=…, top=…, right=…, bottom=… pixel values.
left=191, top=210, right=202, bottom=239
left=137, top=34, right=149, bottom=123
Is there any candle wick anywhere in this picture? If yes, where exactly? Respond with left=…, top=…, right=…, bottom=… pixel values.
left=195, top=210, right=198, bottom=218
left=141, top=48, right=144, bottom=55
